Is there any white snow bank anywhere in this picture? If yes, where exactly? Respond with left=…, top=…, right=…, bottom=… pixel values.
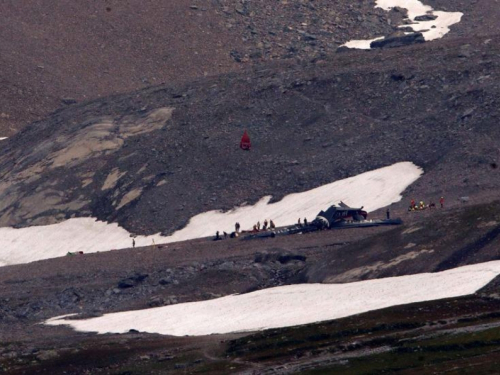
left=342, top=0, right=463, bottom=49
left=0, top=137, right=7, bottom=141
left=343, top=37, right=384, bottom=50
left=0, top=162, right=422, bottom=267
left=45, top=261, right=500, bottom=336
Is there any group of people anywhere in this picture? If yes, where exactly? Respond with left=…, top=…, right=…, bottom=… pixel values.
left=251, top=219, right=276, bottom=232
left=409, top=197, right=444, bottom=211
left=214, top=219, right=277, bottom=240
left=297, top=218, right=308, bottom=226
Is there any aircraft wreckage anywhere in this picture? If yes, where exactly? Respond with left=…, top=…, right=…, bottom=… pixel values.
left=243, top=202, right=401, bottom=240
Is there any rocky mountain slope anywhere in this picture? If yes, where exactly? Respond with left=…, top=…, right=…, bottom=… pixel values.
left=0, top=0, right=410, bottom=135
left=0, top=35, right=499, bottom=235
left=3, top=0, right=493, bottom=136
left=2, top=0, right=500, bottom=373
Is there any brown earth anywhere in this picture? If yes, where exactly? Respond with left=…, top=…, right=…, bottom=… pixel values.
left=0, top=0, right=407, bottom=136
left=2, top=0, right=495, bottom=135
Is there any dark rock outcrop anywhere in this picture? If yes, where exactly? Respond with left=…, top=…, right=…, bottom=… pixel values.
left=370, top=32, right=425, bottom=49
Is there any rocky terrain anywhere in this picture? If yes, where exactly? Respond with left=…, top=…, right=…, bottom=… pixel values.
left=1, top=203, right=500, bottom=373
left=0, top=0, right=411, bottom=136
left=1, top=36, right=500, bottom=235
left=1, top=0, right=500, bottom=373
left=2, top=0, right=494, bottom=136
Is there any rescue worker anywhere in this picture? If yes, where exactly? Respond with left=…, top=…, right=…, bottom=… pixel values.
left=410, top=199, right=416, bottom=209
left=270, top=220, right=276, bottom=229
left=304, top=218, right=308, bottom=226
left=298, top=218, right=301, bottom=226
left=223, top=231, right=228, bottom=239
left=440, top=196, right=445, bottom=208
left=386, top=208, right=390, bottom=219
left=132, top=238, right=135, bottom=248
left=235, top=222, right=241, bottom=233
left=263, top=219, right=268, bottom=230
left=214, top=231, right=221, bottom=241
left=257, top=221, right=261, bottom=230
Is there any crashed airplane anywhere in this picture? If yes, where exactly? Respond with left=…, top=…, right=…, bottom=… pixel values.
left=243, top=202, right=401, bottom=240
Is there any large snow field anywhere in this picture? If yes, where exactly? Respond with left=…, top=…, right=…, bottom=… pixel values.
left=343, top=0, right=463, bottom=49
left=0, top=162, right=422, bottom=267
left=45, top=261, right=500, bottom=336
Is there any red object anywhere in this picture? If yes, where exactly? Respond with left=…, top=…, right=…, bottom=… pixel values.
left=240, top=130, right=251, bottom=150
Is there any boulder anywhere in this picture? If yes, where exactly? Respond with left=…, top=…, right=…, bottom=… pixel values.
left=61, top=98, right=77, bottom=105
left=370, top=32, right=425, bottom=49
left=414, top=14, right=438, bottom=21
left=118, top=273, right=149, bottom=289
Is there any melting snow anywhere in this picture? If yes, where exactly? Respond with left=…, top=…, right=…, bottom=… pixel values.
left=45, top=261, right=500, bottom=336
left=342, top=0, right=463, bottom=49
left=0, top=162, right=422, bottom=267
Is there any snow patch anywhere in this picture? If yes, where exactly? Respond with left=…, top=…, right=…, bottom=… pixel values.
left=0, top=162, right=422, bottom=267
left=0, top=137, right=7, bottom=141
left=45, top=261, right=500, bottom=336
left=342, top=0, right=463, bottom=49
left=343, top=37, right=384, bottom=50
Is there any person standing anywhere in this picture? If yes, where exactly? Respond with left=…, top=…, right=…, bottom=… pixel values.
left=132, top=238, right=136, bottom=248
left=270, top=220, right=276, bottom=229
left=386, top=208, right=390, bottom=219
left=235, top=222, right=240, bottom=233
left=304, top=218, right=308, bottom=226
left=440, top=196, right=445, bottom=208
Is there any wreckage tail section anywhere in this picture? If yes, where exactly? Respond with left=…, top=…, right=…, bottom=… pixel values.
left=331, top=218, right=402, bottom=229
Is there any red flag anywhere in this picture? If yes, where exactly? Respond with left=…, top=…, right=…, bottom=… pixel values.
left=240, top=130, right=251, bottom=150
